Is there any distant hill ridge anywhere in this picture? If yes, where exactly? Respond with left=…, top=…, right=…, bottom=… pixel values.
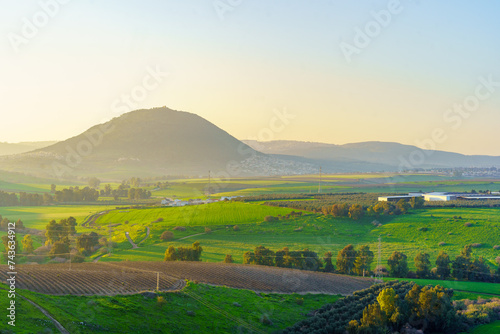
left=243, top=140, right=500, bottom=169
left=0, top=108, right=315, bottom=179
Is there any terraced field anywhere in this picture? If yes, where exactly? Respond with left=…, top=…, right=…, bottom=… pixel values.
left=0, top=262, right=374, bottom=296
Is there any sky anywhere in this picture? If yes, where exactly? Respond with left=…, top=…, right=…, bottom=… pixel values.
left=1, top=0, right=500, bottom=155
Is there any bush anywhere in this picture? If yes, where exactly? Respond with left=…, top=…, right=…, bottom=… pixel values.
left=233, top=225, right=240, bottom=231
left=471, top=243, right=482, bottom=248
left=493, top=245, right=500, bottom=250
left=160, top=231, right=174, bottom=241
left=152, top=217, right=164, bottom=223
left=264, top=215, right=277, bottom=222
left=204, top=227, right=212, bottom=233
left=173, top=226, right=186, bottom=231
left=439, top=242, right=446, bottom=246
left=407, top=271, right=417, bottom=278
left=464, top=222, right=473, bottom=227
left=224, top=254, right=234, bottom=263
left=418, top=227, right=429, bottom=232
left=294, top=227, right=303, bottom=232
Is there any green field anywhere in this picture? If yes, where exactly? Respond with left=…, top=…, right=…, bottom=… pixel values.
left=5, top=282, right=341, bottom=334
left=0, top=205, right=117, bottom=230
left=0, top=287, right=58, bottom=333
left=469, top=321, right=500, bottom=334
left=383, top=278, right=500, bottom=297
left=95, top=205, right=500, bottom=272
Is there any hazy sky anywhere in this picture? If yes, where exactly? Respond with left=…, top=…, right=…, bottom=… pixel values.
left=1, top=0, right=500, bottom=155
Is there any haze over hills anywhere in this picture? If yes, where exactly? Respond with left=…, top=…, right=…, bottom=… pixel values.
left=2, top=108, right=500, bottom=181
left=0, top=108, right=316, bottom=180
left=0, top=141, right=58, bottom=156
left=243, top=140, right=500, bottom=170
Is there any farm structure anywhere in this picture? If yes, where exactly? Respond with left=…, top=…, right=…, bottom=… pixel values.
left=378, top=192, right=500, bottom=202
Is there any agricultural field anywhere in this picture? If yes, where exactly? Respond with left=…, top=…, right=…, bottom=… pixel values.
left=95, top=204, right=500, bottom=273
left=4, top=281, right=342, bottom=334
left=0, top=262, right=373, bottom=296
left=0, top=205, right=117, bottom=230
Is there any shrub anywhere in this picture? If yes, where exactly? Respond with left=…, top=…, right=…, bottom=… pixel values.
left=448, top=232, right=453, bottom=235
left=157, top=296, right=166, bottom=307
left=173, top=226, right=186, bottom=231
left=406, top=271, right=417, bottom=278
left=152, top=217, right=164, bottom=223
left=295, top=298, right=304, bottom=305
left=160, top=231, right=174, bottom=241
left=204, top=227, right=212, bottom=233
left=224, top=254, right=234, bottom=263
left=294, top=227, right=303, bottom=232
left=471, top=243, right=482, bottom=248
left=264, top=215, right=277, bottom=222
left=464, top=222, right=473, bottom=227
left=439, top=242, right=446, bottom=246
left=233, top=225, right=240, bottom=231
left=418, top=227, right=429, bottom=232
left=493, top=245, right=500, bottom=250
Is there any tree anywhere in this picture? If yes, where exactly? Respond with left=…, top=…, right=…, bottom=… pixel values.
left=76, top=232, right=99, bottom=255
left=348, top=204, right=364, bottom=220
left=470, top=257, right=491, bottom=282
left=396, top=199, right=410, bottom=214
left=164, top=246, right=177, bottom=261
left=377, top=288, right=397, bottom=321
left=387, top=251, right=409, bottom=278
left=452, top=245, right=473, bottom=280
left=49, top=239, right=70, bottom=259
left=414, top=252, right=431, bottom=278
left=405, top=284, right=456, bottom=332
left=88, top=177, right=101, bottom=189
left=436, top=251, right=451, bottom=279
left=253, top=246, right=275, bottom=266
left=224, top=254, right=234, bottom=263
left=354, top=245, right=374, bottom=276
left=358, top=303, right=387, bottom=333
left=409, top=196, right=424, bottom=209
left=50, top=184, right=56, bottom=193
left=336, top=244, right=357, bottom=275
left=160, top=231, right=174, bottom=241
left=323, top=251, right=335, bottom=272
left=21, top=234, right=34, bottom=254
left=243, top=251, right=256, bottom=265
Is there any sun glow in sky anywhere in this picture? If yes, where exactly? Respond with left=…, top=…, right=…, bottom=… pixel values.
left=1, top=0, right=500, bottom=155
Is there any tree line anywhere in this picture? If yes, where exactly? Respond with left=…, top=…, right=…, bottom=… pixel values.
left=232, top=244, right=500, bottom=284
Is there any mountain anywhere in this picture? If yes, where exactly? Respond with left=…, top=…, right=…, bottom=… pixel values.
left=0, top=108, right=316, bottom=179
left=243, top=140, right=500, bottom=170
left=0, top=141, right=58, bottom=156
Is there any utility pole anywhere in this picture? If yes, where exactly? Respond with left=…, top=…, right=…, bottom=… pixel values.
left=156, top=272, right=160, bottom=291
left=318, top=166, right=322, bottom=193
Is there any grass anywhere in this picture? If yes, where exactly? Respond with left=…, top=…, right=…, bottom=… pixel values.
left=97, top=205, right=500, bottom=272
left=0, top=205, right=117, bottom=230
left=0, top=286, right=58, bottom=333
left=11, top=281, right=341, bottom=334
left=382, top=278, right=500, bottom=296
left=468, top=321, right=500, bottom=334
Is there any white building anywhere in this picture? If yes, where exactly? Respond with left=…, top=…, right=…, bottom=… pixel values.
left=423, top=192, right=458, bottom=201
